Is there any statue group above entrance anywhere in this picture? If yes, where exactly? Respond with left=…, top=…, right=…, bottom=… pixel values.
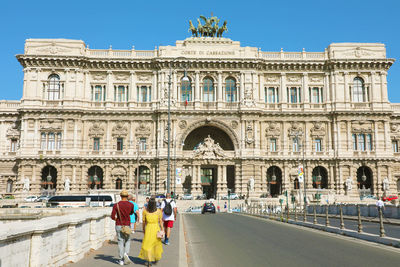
left=193, top=135, right=225, bottom=159
left=188, top=15, right=228, bottom=37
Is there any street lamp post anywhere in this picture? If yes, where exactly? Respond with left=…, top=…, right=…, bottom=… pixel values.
left=136, top=141, right=140, bottom=202
left=167, top=58, right=189, bottom=194
left=294, top=132, right=307, bottom=216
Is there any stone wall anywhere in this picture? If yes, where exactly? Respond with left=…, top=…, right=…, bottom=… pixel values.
left=0, top=208, right=115, bottom=267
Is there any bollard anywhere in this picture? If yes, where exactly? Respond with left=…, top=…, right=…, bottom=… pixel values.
left=325, top=204, right=330, bottom=227
left=339, top=204, right=345, bottom=230
left=303, top=203, right=307, bottom=223
left=313, top=205, right=317, bottom=224
left=379, top=207, right=385, bottom=237
left=294, top=203, right=298, bottom=221
left=357, top=204, right=362, bottom=233
left=286, top=203, right=289, bottom=222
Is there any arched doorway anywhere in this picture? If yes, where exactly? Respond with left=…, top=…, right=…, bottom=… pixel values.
left=88, top=166, right=103, bottom=189
left=357, top=166, right=373, bottom=194
left=397, top=178, right=400, bottom=192
left=135, top=166, right=150, bottom=195
left=182, top=166, right=192, bottom=194
left=41, top=165, right=57, bottom=190
left=6, top=179, right=13, bottom=193
left=294, top=178, right=299, bottom=189
left=267, top=166, right=282, bottom=197
left=312, top=166, right=328, bottom=189
left=116, top=178, right=122, bottom=189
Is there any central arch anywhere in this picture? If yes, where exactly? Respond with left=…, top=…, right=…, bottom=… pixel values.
left=183, top=126, right=235, bottom=150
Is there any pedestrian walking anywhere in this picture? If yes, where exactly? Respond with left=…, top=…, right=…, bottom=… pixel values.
left=224, top=202, right=227, bottom=212
left=128, top=195, right=140, bottom=233
left=144, top=197, right=150, bottom=209
left=111, top=190, right=134, bottom=265
left=138, top=197, right=164, bottom=266
left=161, top=193, right=177, bottom=245
left=376, top=197, right=385, bottom=212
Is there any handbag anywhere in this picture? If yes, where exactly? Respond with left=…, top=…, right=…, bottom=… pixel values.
left=117, top=203, right=132, bottom=237
left=156, top=230, right=165, bottom=239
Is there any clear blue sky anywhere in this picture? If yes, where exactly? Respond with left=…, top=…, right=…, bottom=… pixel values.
left=1, top=0, right=399, bottom=102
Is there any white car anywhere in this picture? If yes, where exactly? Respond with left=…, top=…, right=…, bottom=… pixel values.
left=222, top=193, right=239, bottom=200
left=24, top=196, right=38, bottom=202
left=181, top=194, right=193, bottom=200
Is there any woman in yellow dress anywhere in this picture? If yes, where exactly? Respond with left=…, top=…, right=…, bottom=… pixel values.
left=139, top=197, right=164, bottom=266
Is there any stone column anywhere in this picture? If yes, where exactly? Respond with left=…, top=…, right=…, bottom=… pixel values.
left=324, top=73, right=330, bottom=103
left=84, top=70, right=90, bottom=102
left=222, top=165, right=227, bottom=192
left=194, top=71, right=200, bottom=104
left=240, top=72, right=245, bottom=102
left=130, top=71, right=136, bottom=103
left=106, top=71, right=113, bottom=103
left=280, top=73, right=286, bottom=107
left=380, top=71, right=388, bottom=102
left=152, top=71, right=158, bottom=103
left=347, top=121, right=352, bottom=151
left=303, top=73, right=309, bottom=106
left=81, top=165, right=85, bottom=191
left=217, top=71, right=223, bottom=105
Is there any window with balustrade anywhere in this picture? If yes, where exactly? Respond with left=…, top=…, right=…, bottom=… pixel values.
left=288, top=87, right=301, bottom=103
left=225, top=77, right=237, bottom=102
left=47, top=74, right=61, bottom=100
left=352, top=77, right=368, bottom=102
left=181, top=78, right=192, bottom=102
left=40, top=132, right=62, bottom=150
left=270, top=138, right=277, bottom=152
left=117, top=138, right=124, bottom=151
left=139, top=138, right=147, bottom=151
left=137, top=86, right=151, bottom=102
left=352, top=133, right=373, bottom=151
left=266, top=87, right=279, bottom=103
left=93, top=138, right=100, bottom=151
left=92, top=85, right=105, bottom=102
left=115, top=85, right=128, bottom=102
left=309, top=87, right=323, bottom=103
left=292, top=137, right=299, bottom=152
left=203, top=77, right=214, bottom=102
left=10, top=139, right=18, bottom=152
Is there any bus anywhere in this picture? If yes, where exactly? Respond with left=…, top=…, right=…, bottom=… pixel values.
left=47, top=195, right=113, bottom=207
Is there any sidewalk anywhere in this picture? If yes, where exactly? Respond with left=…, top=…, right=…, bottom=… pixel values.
left=69, top=215, right=184, bottom=267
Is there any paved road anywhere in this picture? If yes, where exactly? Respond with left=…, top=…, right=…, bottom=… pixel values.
left=184, top=213, right=400, bottom=267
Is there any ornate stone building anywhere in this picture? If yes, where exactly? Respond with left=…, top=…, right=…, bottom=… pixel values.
left=1, top=36, right=400, bottom=201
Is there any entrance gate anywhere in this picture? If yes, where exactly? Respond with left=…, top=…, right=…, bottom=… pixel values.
left=201, top=167, right=217, bottom=199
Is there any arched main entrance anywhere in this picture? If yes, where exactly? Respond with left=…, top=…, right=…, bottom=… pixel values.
left=88, top=166, right=103, bottom=189
left=312, top=166, right=328, bottom=189
left=183, top=126, right=234, bottom=151
left=357, top=166, right=373, bottom=194
left=267, top=166, right=282, bottom=197
left=41, top=165, right=57, bottom=190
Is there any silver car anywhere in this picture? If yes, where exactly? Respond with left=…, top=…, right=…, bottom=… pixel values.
left=181, top=194, right=193, bottom=200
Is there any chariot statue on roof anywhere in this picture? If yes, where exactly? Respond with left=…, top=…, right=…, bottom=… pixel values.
left=188, top=15, right=228, bottom=38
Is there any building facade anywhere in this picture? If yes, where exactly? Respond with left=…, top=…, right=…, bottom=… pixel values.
left=1, top=36, right=400, bottom=201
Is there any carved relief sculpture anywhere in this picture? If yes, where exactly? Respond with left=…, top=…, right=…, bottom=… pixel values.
left=193, top=135, right=225, bottom=159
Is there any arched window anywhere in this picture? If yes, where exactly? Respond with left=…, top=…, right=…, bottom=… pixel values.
left=116, top=178, right=122, bottom=189
left=352, top=77, right=366, bottom=102
left=203, top=78, right=214, bottom=102
left=181, top=77, right=192, bottom=102
left=6, top=179, right=13, bottom=193
left=48, top=74, right=61, bottom=100
left=225, top=77, right=237, bottom=102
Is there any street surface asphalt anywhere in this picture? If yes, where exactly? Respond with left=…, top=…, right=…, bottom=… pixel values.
left=184, top=213, right=400, bottom=267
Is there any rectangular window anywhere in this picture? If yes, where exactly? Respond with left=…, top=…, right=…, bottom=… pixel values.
left=94, top=85, right=103, bottom=102
left=315, top=139, right=322, bottom=152
left=10, top=139, right=17, bottom=152
left=93, top=138, right=100, bottom=151
left=393, top=141, right=399, bottom=153
left=290, top=87, right=297, bottom=103
left=139, top=138, right=147, bottom=151
left=117, top=138, right=123, bottom=151
left=358, top=134, right=365, bottom=151
left=139, top=86, right=149, bottom=102
left=292, top=137, right=299, bottom=152
left=270, top=138, right=277, bottom=152
left=367, top=134, right=372, bottom=151
left=56, top=133, right=62, bottom=150
left=116, top=85, right=126, bottom=102
left=312, top=87, right=320, bottom=103
left=41, top=133, right=47, bottom=150
left=267, top=87, right=275, bottom=103
left=48, top=133, right=55, bottom=150
left=352, top=134, right=357, bottom=150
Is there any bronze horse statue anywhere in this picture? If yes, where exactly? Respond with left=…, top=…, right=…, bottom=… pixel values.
left=188, top=20, right=197, bottom=37
left=197, top=18, right=204, bottom=37
left=217, top=21, right=228, bottom=37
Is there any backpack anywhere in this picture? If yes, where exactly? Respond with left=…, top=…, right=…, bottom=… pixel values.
left=163, top=199, right=173, bottom=216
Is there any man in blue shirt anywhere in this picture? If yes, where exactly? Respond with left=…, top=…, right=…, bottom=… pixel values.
left=128, top=195, right=139, bottom=233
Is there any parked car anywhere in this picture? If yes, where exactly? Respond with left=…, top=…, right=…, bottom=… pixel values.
left=181, top=194, right=193, bottom=200
left=222, top=193, right=239, bottom=200
left=155, top=194, right=166, bottom=199
left=202, top=202, right=216, bottom=214
left=196, top=194, right=207, bottom=200
left=36, top=195, right=51, bottom=202
left=382, top=195, right=398, bottom=201
left=24, top=196, right=38, bottom=202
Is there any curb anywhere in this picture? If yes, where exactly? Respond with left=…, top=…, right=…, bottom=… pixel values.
left=239, top=213, right=400, bottom=248
left=178, top=214, right=189, bottom=267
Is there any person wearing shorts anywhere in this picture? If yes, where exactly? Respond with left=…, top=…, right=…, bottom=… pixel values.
left=161, top=193, right=177, bottom=245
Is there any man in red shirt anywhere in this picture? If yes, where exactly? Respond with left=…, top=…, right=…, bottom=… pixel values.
left=111, top=190, right=134, bottom=265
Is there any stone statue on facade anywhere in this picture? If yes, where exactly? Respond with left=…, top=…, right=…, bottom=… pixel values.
left=383, top=177, right=389, bottom=192
left=248, top=177, right=255, bottom=192
left=345, top=177, right=352, bottom=194
left=64, top=177, right=71, bottom=192
left=22, top=178, right=30, bottom=192
left=189, top=15, right=228, bottom=37
left=193, top=135, right=225, bottom=159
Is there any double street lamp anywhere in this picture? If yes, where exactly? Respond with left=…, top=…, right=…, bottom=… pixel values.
left=167, top=57, right=189, bottom=194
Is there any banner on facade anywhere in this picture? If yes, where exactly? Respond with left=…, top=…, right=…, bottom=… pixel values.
left=176, top=168, right=183, bottom=185
left=298, top=165, right=304, bottom=183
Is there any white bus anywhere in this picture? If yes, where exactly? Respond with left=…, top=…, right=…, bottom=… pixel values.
left=47, top=195, right=113, bottom=207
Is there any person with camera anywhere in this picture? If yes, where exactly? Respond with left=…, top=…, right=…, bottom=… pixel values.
left=111, top=190, right=134, bottom=265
